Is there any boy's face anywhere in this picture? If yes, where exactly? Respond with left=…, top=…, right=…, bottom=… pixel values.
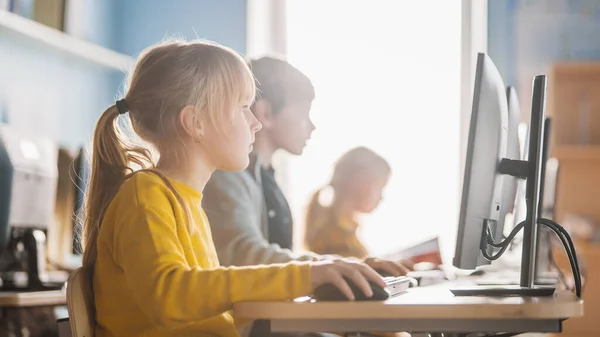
left=268, top=99, right=315, bottom=155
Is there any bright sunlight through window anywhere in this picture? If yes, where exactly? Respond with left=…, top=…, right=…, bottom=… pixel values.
left=285, top=0, right=463, bottom=263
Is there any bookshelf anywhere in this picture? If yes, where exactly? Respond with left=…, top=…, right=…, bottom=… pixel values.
left=554, top=145, right=600, bottom=162
left=0, top=10, right=134, bottom=71
left=0, top=8, right=132, bottom=272
left=548, top=62, right=600, bottom=337
left=548, top=62, right=600, bottom=225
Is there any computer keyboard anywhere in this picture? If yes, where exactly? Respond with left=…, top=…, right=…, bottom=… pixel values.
left=383, top=276, right=412, bottom=297
left=313, top=276, right=411, bottom=301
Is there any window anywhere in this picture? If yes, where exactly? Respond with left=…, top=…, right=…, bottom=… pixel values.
left=285, top=0, right=464, bottom=262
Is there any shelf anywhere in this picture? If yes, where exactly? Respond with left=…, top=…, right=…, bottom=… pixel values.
left=551, top=62, right=600, bottom=75
left=553, top=145, right=600, bottom=161
left=0, top=10, right=135, bottom=71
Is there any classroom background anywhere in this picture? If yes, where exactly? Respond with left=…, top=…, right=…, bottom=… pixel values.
left=1, top=0, right=600, bottom=336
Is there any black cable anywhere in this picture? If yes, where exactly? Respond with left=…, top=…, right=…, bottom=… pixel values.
left=480, top=218, right=581, bottom=298
left=546, top=229, right=570, bottom=291
left=537, top=220, right=580, bottom=289
left=538, top=218, right=581, bottom=278
left=481, top=220, right=525, bottom=260
left=486, top=226, right=504, bottom=248
left=486, top=221, right=526, bottom=248
left=491, top=224, right=570, bottom=291
left=538, top=218, right=582, bottom=298
left=538, top=222, right=579, bottom=297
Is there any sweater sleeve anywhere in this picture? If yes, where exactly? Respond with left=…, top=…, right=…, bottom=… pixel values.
left=203, top=170, right=318, bottom=266
left=112, top=205, right=312, bottom=330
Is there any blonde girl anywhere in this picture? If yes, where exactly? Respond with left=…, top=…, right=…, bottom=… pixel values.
left=83, top=40, right=384, bottom=337
left=304, top=147, right=391, bottom=258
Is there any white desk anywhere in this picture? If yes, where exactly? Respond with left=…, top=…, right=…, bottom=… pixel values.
left=234, top=282, right=583, bottom=335
left=0, top=290, right=66, bottom=307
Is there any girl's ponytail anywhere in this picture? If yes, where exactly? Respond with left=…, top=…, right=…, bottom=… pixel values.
left=81, top=104, right=151, bottom=271
left=304, top=187, right=328, bottom=249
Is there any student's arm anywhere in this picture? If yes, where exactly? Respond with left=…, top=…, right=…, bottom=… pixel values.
left=203, top=170, right=318, bottom=266
left=113, top=205, right=312, bottom=330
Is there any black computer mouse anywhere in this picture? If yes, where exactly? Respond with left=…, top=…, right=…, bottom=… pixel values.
left=313, top=277, right=390, bottom=301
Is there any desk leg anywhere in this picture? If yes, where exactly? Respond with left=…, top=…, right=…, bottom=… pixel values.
left=12, top=308, right=25, bottom=337
left=0, top=307, right=25, bottom=337
left=0, top=308, right=6, bottom=337
left=0, top=307, right=60, bottom=337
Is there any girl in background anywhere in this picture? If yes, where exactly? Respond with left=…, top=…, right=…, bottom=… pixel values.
left=304, top=147, right=414, bottom=337
left=305, top=147, right=392, bottom=258
left=83, top=40, right=385, bottom=337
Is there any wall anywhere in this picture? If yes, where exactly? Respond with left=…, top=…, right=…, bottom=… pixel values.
left=112, top=0, right=247, bottom=97
left=488, top=0, right=600, bottom=121
left=0, top=0, right=122, bottom=149
left=0, top=0, right=247, bottom=149
left=487, top=0, right=515, bottom=93
left=114, top=0, right=247, bottom=57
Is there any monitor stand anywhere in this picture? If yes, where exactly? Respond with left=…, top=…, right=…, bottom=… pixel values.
left=22, top=228, right=52, bottom=290
left=476, top=277, right=557, bottom=286
left=450, top=285, right=555, bottom=297
left=0, top=228, right=66, bottom=291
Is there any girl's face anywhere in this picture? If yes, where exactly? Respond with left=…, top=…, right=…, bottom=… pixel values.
left=200, top=99, right=262, bottom=171
left=354, top=173, right=390, bottom=214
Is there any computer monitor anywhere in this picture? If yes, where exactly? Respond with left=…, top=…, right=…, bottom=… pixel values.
left=0, top=125, right=62, bottom=290
left=536, top=118, right=555, bottom=276
left=452, top=53, right=554, bottom=296
left=0, top=125, right=58, bottom=247
left=517, top=75, right=550, bottom=291
left=493, top=87, right=521, bottom=244
left=50, top=148, right=78, bottom=266
left=453, top=53, right=508, bottom=270
left=50, top=146, right=88, bottom=267
left=541, top=157, right=559, bottom=220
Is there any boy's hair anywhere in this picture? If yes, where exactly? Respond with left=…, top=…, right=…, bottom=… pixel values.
left=304, top=147, right=391, bottom=247
left=250, top=56, right=315, bottom=114
left=81, top=39, right=255, bottom=272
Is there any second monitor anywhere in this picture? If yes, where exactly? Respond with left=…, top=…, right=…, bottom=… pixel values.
left=452, top=53, right=554, bottom=296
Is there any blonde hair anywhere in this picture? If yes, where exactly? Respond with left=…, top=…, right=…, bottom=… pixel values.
left=82, top=39, right=255, bottom=272
left=304, top=147, right=391, bottom=246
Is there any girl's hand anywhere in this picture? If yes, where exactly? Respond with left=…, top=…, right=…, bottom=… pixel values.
left=398, top=259, right=415, bottom=271
left=310, top=259, right=386, bottom=300
left=363, top=257, right=411, bottom=276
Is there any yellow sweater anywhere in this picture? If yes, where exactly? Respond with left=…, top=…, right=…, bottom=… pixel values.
left=305, top=210, right=368, bottom=259
left=93, top=171, right=312, bottom=337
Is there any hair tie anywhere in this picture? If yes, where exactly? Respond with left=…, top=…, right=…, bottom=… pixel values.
left=116, top=99, right=129, bottom=115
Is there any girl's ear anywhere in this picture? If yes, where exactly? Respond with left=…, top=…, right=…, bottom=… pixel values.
left=252, top=100, right=274, bottom=128
left=180, top=105, right=204, bottom=142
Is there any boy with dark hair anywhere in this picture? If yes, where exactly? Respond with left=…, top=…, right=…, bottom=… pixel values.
left=203, top=56, right=408, bottom=337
